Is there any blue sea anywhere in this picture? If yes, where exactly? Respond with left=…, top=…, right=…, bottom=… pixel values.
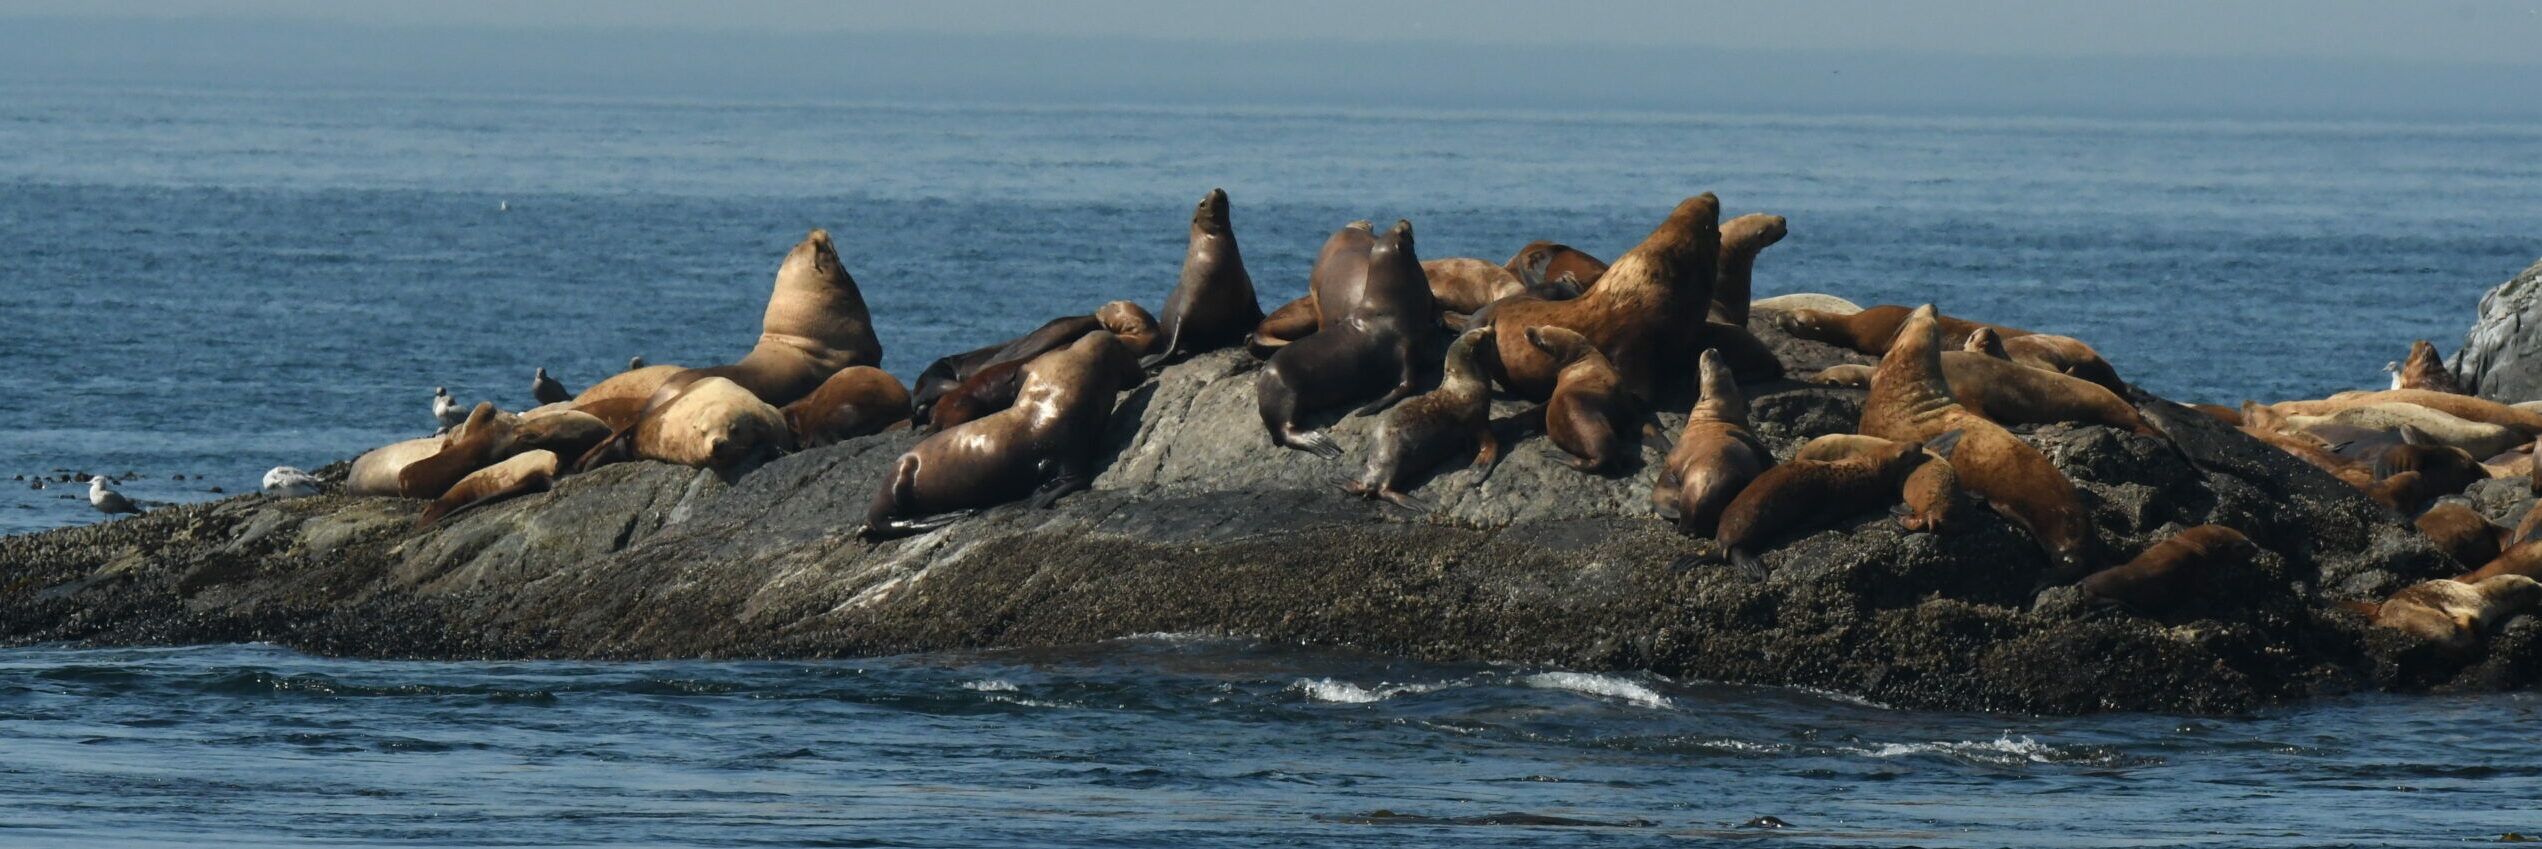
left=4, top=82, right=2542, bottom=845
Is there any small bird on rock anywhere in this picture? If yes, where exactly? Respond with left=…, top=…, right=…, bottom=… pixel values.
left=433, top=386, right=466, bottom=433
left=532, top=367, right=570, bottom=405
left=89, top=476, right=140, bottom=517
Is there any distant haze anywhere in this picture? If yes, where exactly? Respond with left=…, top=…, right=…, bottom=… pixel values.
left=3, top=1, right=2541, bottom=119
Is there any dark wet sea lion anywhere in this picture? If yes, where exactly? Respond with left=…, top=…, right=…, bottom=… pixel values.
left=1527, top=326, right=1630, bottom=472
left=929, top=358, right=1028, bottom=432
left=1343, top=327, right=1499, bottom=509
left=1861, top=304, right=2093, bottom=581
left=661, top=228, right=882, bottom=408
left=1715, top=436, right=1929, bottom=569
left=1653, top=348, right=1771, bottom=535
left=862, top=332, right=1139, bottom=538
left=1485, top=195, right=1719, bottom=401
left=1096, top=300, right=1161, bottom=359
left=1142, top=188, right=1263, bottom=367
left=1781, top=304, right=2034, bottom=356
left=1244, top=221, right=1374, bottom=357
left=512, top=408, right=614, bottom=464
left=1506, top=241, right=1607, bottom=292
left=1706, top=213, right=1786, bottom=326
left=418, top=449, right=559, bottom=528
left=1257, top=220, right=1437, bottom=457
left=785, top=366, right=911, bottom=447
left=2077, top=524, right=2258, bottom=615
left=2417, top=500, right=2503, bottom=569
left=912, top=316, right=1101, bottom=421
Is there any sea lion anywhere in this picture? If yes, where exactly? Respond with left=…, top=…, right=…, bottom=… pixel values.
left=1706, top=213, right=1786, bottom=326
left=532, top=367, right=570, bottom=405
left=912, top=315, right=1104, bottom=422
left=1808, top=351, right=2155, bottom=435
left=576, top=376, right=793, bottom=472
left=1507, top=241, right=1607, bottom=291
left=1653, top=348, right=1772, bottom=534
left=861, top=331, right=1138, bottom=538
left=2463, top=539, right=2542, bottom=583
left=2077, top=525, right=2259, bottom=615
left=1141, top=188, right=1263, bottom=367
left=1502, top=243, right=1585, bottom=301
left=1780, top=304, right=2034, bottom=356
left=2417, top=500, right=2503, bottom=568
left=1243, top=221, right=1374, bottom=357
left=929, top=358, right=1029, bottom=432
left=656, top=228, right=882, bottom=408
left=1715, top=436, right=1929, bottom=569
left=2351, top=575, right=2542, bottom=656
left=1750, top=293, right=1863, bottom=314
left=1963, top=327, right=2013, bottom=359
left=2275, top=402, right=2524, bottom=459
left=1342, top=326, right=1500, bottom=509
left=1896, top=456, right=1965, bottom=533
left=571, top=364, right=689, bottom=410
left=417, top=450, right=559, bottom=528
left=347, top=437, right=446, bottom=497
left=1527, top=326, right=1630, bottom=472
left=1999, top=333, right=2125, bottom=392
left=2373, top=441, right=2486, bottom=508
left=1861, top=304, right=2093, bottom=580
left=1249, top=295, right=1319, bottom=357
left=2266, top=390, right=2542, bottom=435
left=2395, top=340, right=2465, bottom=394
left=1424, top=256, right=1551, bottom=315
left=398, top=402, right=517, bottom=500
left=1257, top=220, right=1436, bottom=457
left=512, top=408, right=614, bottom=464
left=784, top=365, right=912, bottom=447
left=1095, top=300, right=1161, bottom=358
left=2189, top=403, right=2244, bottom=427
left=1485, top=195, right=1720, bottom=401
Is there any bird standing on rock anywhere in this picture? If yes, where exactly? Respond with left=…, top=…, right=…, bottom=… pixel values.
left=89, top=476, right=140, bottom=517
left=432, top=387, right=466, bottom=433
left=532, top=368, right=571, bottom=405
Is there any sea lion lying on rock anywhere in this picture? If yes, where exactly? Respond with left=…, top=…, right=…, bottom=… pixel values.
left=1341, top=326, right=1499, bottom=509
left=861, top=331, right=1140, bottom=538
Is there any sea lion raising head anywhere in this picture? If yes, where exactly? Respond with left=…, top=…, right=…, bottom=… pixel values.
left=1142, top=188, right=1263, bottom=368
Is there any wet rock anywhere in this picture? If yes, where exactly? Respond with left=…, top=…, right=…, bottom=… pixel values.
left=2452, top=256, right=2542, bottom=401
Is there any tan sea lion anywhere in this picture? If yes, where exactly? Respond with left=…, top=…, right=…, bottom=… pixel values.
left=1807, top=364, right=1875, bottom=387
left=1424, top=257, right=1533, bottom=315
left=861, top=331, right=1138, bottom=538
left=2348, top=575, right=2542, bottom=656
left=2077, top=525, right=2259, bottom=615
left=1714, top=436, right=1930, bottom=570
left=1142, top=188, right=1263, bottom=367
left=1750, top=293, right=1863, bottom=315
left=2277, top=403, right=2523, bottom=459
left=1706, top=213, right=1786, bottom=326
left=2189, top=403, right=2244, bottom=427
left=2000, top=334, right=2125, bottom=392
left=1652, top=348, right=1771, bottom=535
left=1257, top=220, right=1436, bottom=457
left=661, top=228, right=882, bottom=408
left=346, top=437, right=446, bottom=497
left=577, top=376, right=793, bottom=472
left=1527, top=326, right=1630, bottom=472
left=1507, top=241, right=1607, bottom=292
left=1780, top=304, right=2034, bottom=356
left=397, top=403, right=517, bottom=500
left=2266, top=390, right=2542, bottom=435
left=1248, top=295, right=1319, bottom=357
left=1861, top=304, right=2093, bottom=580
left=1342, top=327, right=1500, bottom=509
left=784, top=366, right=911, bottom=447
left=1789, top=433, right=1963, bottom=533
left=2394, top=340, right=2465, bottom=394
left=1484, top=195, right=1719, bottom=401
left=2417, top=500, right=2503, bottom=569
left=1809, top=352, right=2155, bottom=435
left=417, top=450, right=560, bottom=528
left=571, top=364, right=689, bottom=410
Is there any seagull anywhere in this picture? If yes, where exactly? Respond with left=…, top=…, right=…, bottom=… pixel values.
left=433, top=386, right=467, bottom=434
left=89, top=476, right=140, bottom=517
left=628, top=355, right=646, bottom=370
left=262, top=466, right=322, bottom=497
left=2382, top=361, right=2402, bottom=390
left=532, top=367, right=571, bottom=405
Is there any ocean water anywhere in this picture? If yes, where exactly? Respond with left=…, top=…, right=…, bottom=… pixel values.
left=5, top=82, right=2542, bottom=845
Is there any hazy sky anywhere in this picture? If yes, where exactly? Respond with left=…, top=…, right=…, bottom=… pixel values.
left=9, top=0, right=2542, bottom=65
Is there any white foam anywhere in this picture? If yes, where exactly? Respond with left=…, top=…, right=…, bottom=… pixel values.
left=1291, top=678, right=1447, bottom=704
left=961, top=679, right=1018, bottom=693
left=1522, top=672, right=1673, bottom=709
left=1847, top=734, right=2061, bottom=764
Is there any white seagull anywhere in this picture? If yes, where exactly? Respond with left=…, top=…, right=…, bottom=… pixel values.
left=89, top=476, right=141, bottom=517
left=433, top=386, right=466, bottom=434
left=262, top=466, right=323, bottom=497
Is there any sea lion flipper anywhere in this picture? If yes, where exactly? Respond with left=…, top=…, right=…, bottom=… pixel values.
left=1287, top=429, right=1343, bottom=460
left=1378, top=489, right=1435, bottom=513
left=1922, top=429, right=1967, bottom=459
left=1469, top=427, right=1503, bottom=484
left=1029, top=474, right=1089, bottom=509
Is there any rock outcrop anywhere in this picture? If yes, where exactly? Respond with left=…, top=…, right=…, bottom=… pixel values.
left=2451, top=256, right=2542, bottom=402
left=0, top=311, right=2527, bottom=714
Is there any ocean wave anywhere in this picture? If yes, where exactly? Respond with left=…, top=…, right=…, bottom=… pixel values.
left=1845, top=734, right=2078, bottom=765
left=961, top=679, right=1018, bottom=693
left=1522, top=672, right=1673, bottom=709
left=1290, top=677, right=1451, bottom=704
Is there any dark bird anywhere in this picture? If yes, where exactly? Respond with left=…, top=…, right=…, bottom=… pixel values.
left=532, top=367, right=571, bottom=405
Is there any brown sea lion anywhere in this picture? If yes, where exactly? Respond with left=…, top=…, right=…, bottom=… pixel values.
left=1527, top=326, right=1631, bottom=472
left=2394, top=340, right=2465, bottom=394
left=512, top=408, right=614, bottom=464
left=661, top=228, right=881, bottom=408
left=1861, top=304, right=2093, bottom=580
left=2266, top=390, right=2542, bottom=435
left=1787, top=433, right=1964, bottom=533
left=1780, top=304, right=2034, bottom=356
left=576, top=376, right=793, bottom=472
left=2462, top=539, right=2542, bottom=583
left=1342, top=327, right=1500, bottom=509
left=2077, top=525, right=2259, bottom=615
left=1809, top=352, right=2155, bottom=435
left=417, top=450, right=560, bottom=528
left=346, top=437, right=446, bottom=497
left=1714, top=436, right=1930, bottom=570
left=1425, top=257, right=1533, bottom=315
left=2000, top=334, right=2124, bottom=392
left=2373, top=441, right=2486, bottom=508
left=1257, top=220, right=1436, bottom=457
left=1096, top=300, right=1161, bottom=358
left=1243, top=221, right=1374, bottom=357
left=784, top=366, right=911, bottom=447
left=2417, top=500, right=2503, bottom=569
left=2348, top=575, right=2542, bottom=656
left=1652, top=348, right=1772, bottom=535
left=1507, top=241, right=1607, bottom=291
left=1706, top=213, right=1786, bottom=326
left=911, top=301, right=1154, bottom=422
left=1502, top=243, right=1585, bottom=301
left=1485, top=195, right=1719, bottom=401
left=397, top=403, right=517, bottom=500
left=1248, top=295, right=1319, bottom=357
left=1141, top=188, right=1263, bottom=367
left=929, top=358, right=1028, bottom=432
left=2189, top=403, right=2244, bottom=427
left=861, top=331, right=1138, bottom=538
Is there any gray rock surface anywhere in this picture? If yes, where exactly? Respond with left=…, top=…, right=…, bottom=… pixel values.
left=2451, top=256, right=2542, bottom=401
left=0, top=312, right=2520, bottom=714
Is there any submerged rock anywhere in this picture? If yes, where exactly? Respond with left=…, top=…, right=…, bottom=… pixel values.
left=0, top=311, right=2504, bottom=714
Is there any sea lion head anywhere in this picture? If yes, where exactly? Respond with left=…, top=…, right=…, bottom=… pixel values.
left=1964, top=327, right=2009, bottom=358
left=1694, top=348, right=1747, bottom=422
left=1442, top=325, right=1492, bottom=385
left=1523, top=325, right=1597, bottom=365
left=1095, top=300, right=1161, bottom=356
left=779, top=227, right=844, bottom=284
left=1374, top=219, right=1415, bottom=260
left=1778, top=308, right=1842, bottom=341
left=1193, top=188, right=1232, bottom=234
left=1722, top=213, right=1788, bottom=250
